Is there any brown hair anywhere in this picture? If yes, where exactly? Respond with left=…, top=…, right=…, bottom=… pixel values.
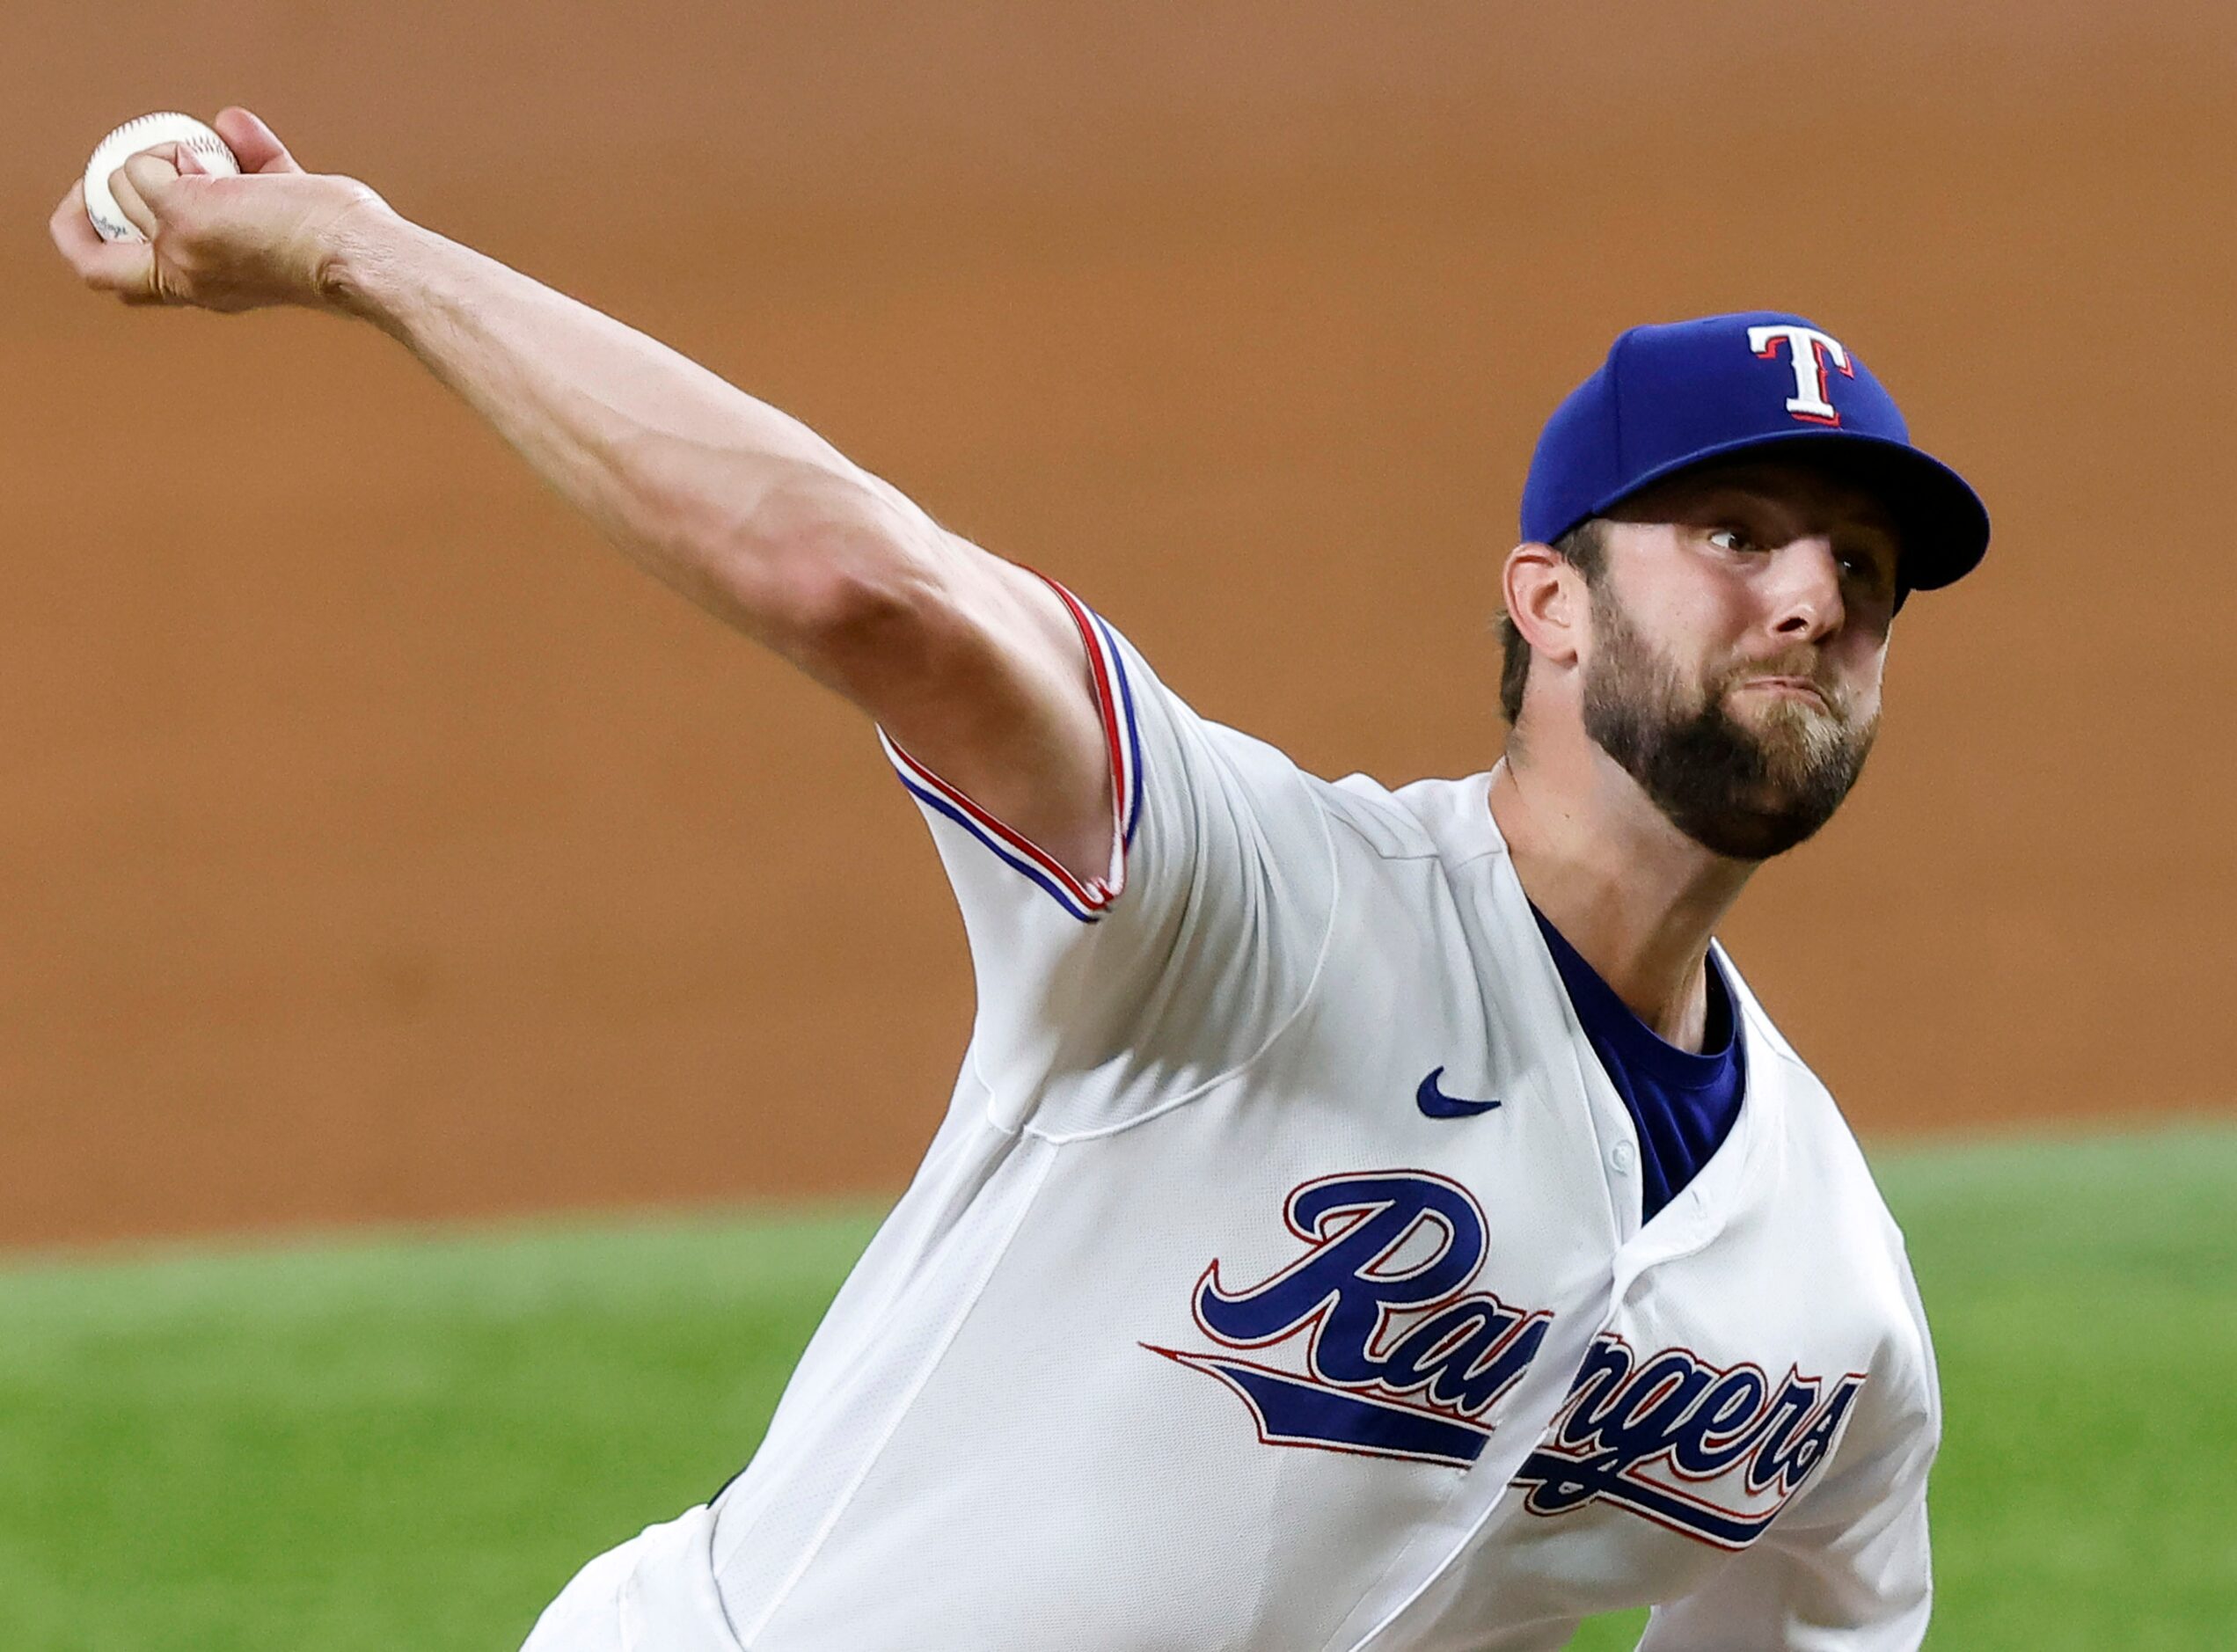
left=1496, top=519, right=1608, bottom=725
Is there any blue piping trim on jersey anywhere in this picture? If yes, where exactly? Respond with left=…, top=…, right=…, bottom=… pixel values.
left=894, top=771, right=1103, bottom=924
left=1091, top=610, right=1145, bottom=851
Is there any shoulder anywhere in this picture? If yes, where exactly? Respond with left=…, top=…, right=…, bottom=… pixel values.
left=1308, top=770, right=1501, bottom=865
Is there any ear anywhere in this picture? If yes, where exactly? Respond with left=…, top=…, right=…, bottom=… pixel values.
left=1501, top=541, right=1586, bottom=668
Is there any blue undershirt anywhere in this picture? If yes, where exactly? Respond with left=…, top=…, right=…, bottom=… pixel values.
left=1531, top=905, right=1746, bottom=1224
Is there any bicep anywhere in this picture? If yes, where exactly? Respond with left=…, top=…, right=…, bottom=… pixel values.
left=871, top=544, right=1115, bottom=888
left=760, top=487, right=1113, bottom=888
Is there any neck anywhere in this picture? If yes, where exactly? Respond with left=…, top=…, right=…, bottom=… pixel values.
left=1490, top=730, right=1755, bottom=1051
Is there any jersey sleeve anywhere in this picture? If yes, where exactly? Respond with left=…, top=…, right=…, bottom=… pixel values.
left=879, top=579, right=1338, bottom=1132
left=1634, top=1268, right=1942, bottom=1651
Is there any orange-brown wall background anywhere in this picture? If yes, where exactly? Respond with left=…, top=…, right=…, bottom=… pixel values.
left=6, top=3, right=2233, bottom=1248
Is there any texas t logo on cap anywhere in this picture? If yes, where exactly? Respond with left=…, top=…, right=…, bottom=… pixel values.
left=1747, top=323, right=1854, bottom=427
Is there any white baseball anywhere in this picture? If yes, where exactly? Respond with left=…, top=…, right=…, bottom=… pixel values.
left=83, top=113, right=241, bottom=243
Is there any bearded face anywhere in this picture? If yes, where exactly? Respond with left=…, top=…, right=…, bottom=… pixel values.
left=1580, top=575, right=1880, bottom=861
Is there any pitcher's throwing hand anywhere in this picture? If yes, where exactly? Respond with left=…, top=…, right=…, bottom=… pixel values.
left=51, top=106, right=389, bottom=311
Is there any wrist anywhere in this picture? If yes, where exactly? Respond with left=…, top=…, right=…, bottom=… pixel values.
left=314, top=199, right=430, bottom=325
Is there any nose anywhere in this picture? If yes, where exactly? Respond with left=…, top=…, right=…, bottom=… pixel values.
left=1768, top=537, right=1846, bottom=644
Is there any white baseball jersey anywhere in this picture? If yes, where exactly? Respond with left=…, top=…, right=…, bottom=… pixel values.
left=521, top=584, right=1941, bottom=1652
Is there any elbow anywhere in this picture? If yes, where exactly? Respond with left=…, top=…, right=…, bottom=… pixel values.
left=705, top=471, right=951, bottom=677
left=777, top=542, right=941, bottom=676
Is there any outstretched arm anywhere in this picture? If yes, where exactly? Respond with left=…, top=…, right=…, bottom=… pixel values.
left=48, top=106, right=1112, bottom=881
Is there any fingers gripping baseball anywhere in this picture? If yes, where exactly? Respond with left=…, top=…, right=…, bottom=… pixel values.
left=111, top=152, right=168, bottom=239
left=50, top=107, right=386, bottom=313
left=210, top=107, right=305, bottom=177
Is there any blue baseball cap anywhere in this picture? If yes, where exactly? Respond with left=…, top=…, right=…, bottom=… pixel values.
left=1521, top=311, right=1990, bottom=595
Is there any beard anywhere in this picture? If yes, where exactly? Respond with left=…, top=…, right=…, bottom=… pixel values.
left=1580, top=587, right=1879, bottom=861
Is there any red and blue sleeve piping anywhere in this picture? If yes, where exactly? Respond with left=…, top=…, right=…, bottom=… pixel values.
left=881, top=577, right=1143, bottom=924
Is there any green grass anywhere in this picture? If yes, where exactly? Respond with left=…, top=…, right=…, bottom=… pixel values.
left=0, top=1207, right=884, bottom=1651
left=2, top=1122, right=2231, bottom=1649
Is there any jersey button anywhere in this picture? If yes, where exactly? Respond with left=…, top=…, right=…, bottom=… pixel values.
left=1610, top=1140, right=1635, bottom=1174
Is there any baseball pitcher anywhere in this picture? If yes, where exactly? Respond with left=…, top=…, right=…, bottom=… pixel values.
left=53, top=109, right=1989, bottom=1650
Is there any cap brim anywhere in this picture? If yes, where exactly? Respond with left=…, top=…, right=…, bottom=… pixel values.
left=1590, top=429, right=1991, bottom=595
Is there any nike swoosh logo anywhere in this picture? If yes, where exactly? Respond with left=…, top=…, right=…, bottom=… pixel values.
left=1415, top=1066, right=1502, bottom=1119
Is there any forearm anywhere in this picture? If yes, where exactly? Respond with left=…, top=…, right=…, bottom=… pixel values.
left=322, top=208, right=928, bottom=648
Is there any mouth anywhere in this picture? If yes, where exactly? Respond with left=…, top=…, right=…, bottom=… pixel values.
left=1732, top=676, right=1831, bottom=710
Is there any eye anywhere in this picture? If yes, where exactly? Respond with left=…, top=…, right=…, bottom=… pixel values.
left=1838, top=548, right=1897, bottom=593
left=1707, top=527, right=1758, bottom=553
